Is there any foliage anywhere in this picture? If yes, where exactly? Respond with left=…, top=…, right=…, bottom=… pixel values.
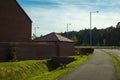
left=32, top=33, right=37, bottom=40
left=0, top=55, right=92, bottom=80
left=50, top=57, right=76, bottom=69
left=70, top=34, right=78, bottom=42
left=116, top=22, right=120, bottom=28
left=60, top=22, right=120, bottom=46
left=75, top=47, right=94, bottom=55
left=7, top=43, right=17, bottom=61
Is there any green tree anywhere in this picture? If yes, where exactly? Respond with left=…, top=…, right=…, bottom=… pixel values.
left=32, top=33, right=37, bottom=40
left=116, top=22, right=120, bottom=28
left=71, top=35, right=78, bottom=42
left=60, top=22, right=120, bottom=46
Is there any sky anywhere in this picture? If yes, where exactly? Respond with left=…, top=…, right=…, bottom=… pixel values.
left=17, top=0, right=120, bottom=36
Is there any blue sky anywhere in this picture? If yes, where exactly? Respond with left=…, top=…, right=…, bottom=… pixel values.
left=17, top=0, right=120, bottom=36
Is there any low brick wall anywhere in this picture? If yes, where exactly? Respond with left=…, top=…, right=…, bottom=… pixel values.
left=0, top=42, right=74, bottom=62
left=59, top=42, right=75, bottom=56
left=0, top=42, right=58, bottom=61
left=0, top=43, right=9, bottom=61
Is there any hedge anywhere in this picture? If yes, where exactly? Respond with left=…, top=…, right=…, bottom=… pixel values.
left=75, top=48, right=94, bottom=55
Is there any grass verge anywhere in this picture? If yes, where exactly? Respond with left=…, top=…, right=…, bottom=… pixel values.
left=0, top=60, right=48, bottom=80
left=29, top=55, right=92, bottom=80
left=102, top=50, right=120, bottom=80
left=0, top=54, right=92, bottom=80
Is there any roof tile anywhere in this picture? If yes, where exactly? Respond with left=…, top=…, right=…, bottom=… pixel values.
left=34, top=32, right=74, bottom=42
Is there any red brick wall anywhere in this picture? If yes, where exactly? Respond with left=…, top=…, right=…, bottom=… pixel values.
left=0, top=42, right=58, bottom=61
left=0, top=42, right=74, bottom=62
left=59, top=42, right=75, bottom=56
left=16, top=43, right=37, bottom=60
left=16, top=43, right=58, bottom=60
left=34, top=42, right=75, bottom=56
left=0, top=0, right=31, bottom=42
left=0, top=43, right=8, bottom=61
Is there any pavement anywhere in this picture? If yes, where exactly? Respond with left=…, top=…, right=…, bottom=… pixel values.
left=103, top=49, right=120, bottom=60
left=58, top=49, right=117, bottom=80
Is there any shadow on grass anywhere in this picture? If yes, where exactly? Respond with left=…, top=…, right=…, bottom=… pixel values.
left=46, top=57, right=77, bottom=71
left=46, top=60, right=60, bottom=71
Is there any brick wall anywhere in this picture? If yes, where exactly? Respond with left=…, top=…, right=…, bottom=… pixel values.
left=0, top=0, right=32, bottom=42
left=0, top=43, right=8, bottom=61
left=0, top=42, right=74, bottom=62
left=16, top=43, right=58, bottom=60
left=59, top=42, right=75, bottom=56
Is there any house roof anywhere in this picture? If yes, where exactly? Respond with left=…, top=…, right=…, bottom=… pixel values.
left=34, top=32, right=74, bottom=42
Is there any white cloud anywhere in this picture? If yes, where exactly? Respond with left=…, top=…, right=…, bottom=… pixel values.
left=91, top=12, right=120, bottom=29
left=26, top=6, right=90, bottom=35
left=18, top=0, right=120, bottom=36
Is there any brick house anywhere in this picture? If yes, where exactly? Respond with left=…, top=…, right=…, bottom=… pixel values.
left=0, top=1, right=75, bottom=61
left=0, top=0, right=32, bottom=42
left=34, top=32, right=75, bottom=56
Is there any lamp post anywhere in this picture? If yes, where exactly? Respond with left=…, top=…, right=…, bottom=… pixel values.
left=34, top=27, right=39, bottom=36
left=67, top=24, right=71, bottom=38
left=90, top=11, right=99, bottom=46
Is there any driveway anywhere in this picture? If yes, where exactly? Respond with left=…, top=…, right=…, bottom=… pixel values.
left=58, top=49, right=117, bottom=80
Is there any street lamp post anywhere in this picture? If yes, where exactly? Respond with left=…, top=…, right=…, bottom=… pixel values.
left=34, top=27, right=39, bottom=36
left=67, top=24, right=71, bottom=38
left=90, top=11, right=99, bottom=46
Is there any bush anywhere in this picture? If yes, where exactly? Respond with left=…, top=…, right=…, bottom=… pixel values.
left=75, top=48, right=94, bottom=55
left=7, top=43, right=17, bottom=61
left=49, top=57, right=76, bottom=69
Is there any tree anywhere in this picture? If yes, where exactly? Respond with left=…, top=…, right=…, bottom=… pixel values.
left=32, top=33, right=37, bottom=40
left=60, top=22, right=120, bottom=46
left=71, top=35, right=78, bottom=42
left=116, top=22, right=120, bottom=28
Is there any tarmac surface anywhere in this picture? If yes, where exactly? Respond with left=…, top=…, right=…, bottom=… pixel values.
left=104, top=49, right=120, bottom=60
left=58, top=49, right=117, bottom=80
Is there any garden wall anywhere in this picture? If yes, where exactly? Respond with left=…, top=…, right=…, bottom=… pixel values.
left=59, top=42, right=75, bottom=56
left=0, top=42, right=74, bottom=62
left=0, top=42, right=58, bottom=61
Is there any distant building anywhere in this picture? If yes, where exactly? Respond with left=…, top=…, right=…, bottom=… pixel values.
left=0, top=0, right=32, bottom=42
left=34, top=32, right=75, bottom=56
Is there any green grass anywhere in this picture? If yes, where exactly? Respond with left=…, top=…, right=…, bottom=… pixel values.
left=29, top=55, right=92, bottom=80
left=0, top=60, right=48, bottom=80
left=75, top=46, right=120, bottom=49
left=102, top=50, right=120, bottom=80
left=0, top=55, right=92, bottom=80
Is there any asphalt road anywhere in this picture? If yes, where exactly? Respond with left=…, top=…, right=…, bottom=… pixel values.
left=58, top=49, right=117, bottom=80
left=103, top=49, right=120, bottom=60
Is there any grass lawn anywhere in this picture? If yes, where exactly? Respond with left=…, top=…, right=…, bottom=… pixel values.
left=102, top=50, right=120, bottom=80
left=0, top=54, right=92, bottom=80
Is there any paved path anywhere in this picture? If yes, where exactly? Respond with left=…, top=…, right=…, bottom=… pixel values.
left=103, top=49, right=120, bottom=60
left=58, top=49, right=117, bottom=80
